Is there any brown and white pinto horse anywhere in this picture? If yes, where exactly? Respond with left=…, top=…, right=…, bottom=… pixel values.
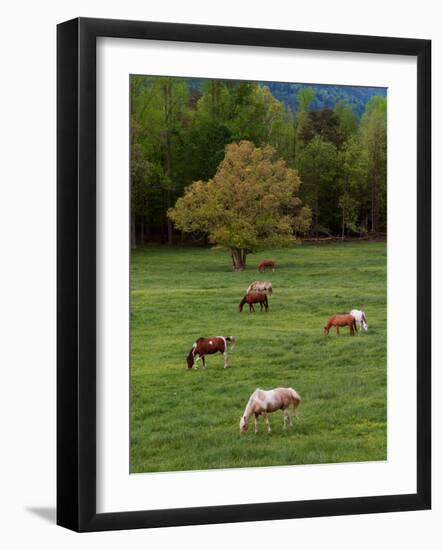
left=246, top=281, right=273, bottom=295
left=239, top=291, right=268, bottom=312
left=186, top=336, right=236, bottom=370
left=257, top=259, right=275, bottom=272
left=240, top=387, right=301, bottom=434
left=324, top=314, right=356, bottom=336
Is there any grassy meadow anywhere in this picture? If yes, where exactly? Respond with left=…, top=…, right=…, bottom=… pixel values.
left=130, top=242, right=387, bottom=473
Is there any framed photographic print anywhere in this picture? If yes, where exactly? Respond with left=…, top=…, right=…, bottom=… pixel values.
left=57, top=17, right=431, bottom=532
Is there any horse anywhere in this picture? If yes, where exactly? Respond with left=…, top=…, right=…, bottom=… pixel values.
left=240, top=387, right=301, bottom=435
left=324, top=314, right=356, bottom=336
left=257, top=259, right=275, bottom=272
left=239, top=291, right=268, bottom=313
left=186, top=336, right=235, bottom=370
left=350, top=309, right=368, bottom=331
left=246, top=281, right=273, bottom=295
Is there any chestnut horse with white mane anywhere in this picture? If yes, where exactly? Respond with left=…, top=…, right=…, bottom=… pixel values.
left=324, top=314, right=356, bottom=336
left=186, top=336, right=236, bottom=370
left=240, top=387, right=301, bottom=434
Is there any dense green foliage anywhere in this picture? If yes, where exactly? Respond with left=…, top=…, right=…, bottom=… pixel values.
left=130, top=243, right=387, bottom=473
left=168, top=141, right=311, bottom=270
left=131, top=76, right=387, bottom=245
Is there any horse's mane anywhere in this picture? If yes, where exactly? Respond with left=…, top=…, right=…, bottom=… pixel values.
left=244, top=388, right=261, bottom=414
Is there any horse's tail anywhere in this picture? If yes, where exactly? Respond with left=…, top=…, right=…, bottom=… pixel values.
left=289, top=388, right=301, bottom=415
left=264, top=294, right=268, bottom=309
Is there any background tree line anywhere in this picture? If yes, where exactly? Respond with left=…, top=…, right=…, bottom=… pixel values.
left=131, top=76, right=387, bottom=247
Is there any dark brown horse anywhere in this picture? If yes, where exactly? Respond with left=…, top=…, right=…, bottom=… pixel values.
left=239, top=291, right=268, bottom=313
left=186, top=336, right=236, bottom=369
left=257, top=259, right=275, bottom=272
left=324, top=314, right=356, bottom=336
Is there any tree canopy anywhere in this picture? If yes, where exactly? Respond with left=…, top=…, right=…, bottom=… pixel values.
left=168, top=141, right=311, bottom=270
left=131, top=76, right=387, bottom=247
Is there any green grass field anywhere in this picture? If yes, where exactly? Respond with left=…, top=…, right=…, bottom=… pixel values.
left=130, top=242, right=387, bottom=473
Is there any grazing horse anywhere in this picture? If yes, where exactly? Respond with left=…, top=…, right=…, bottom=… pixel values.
left=240, top=387, right=301, bottom=434
left=257, top=259, right=275, bottom=272
left=324, top=314, right=356, bottom=336
left=350, top=309, right=368, bottom=331
left=186, top=336, right=236, bottom=370
left=246, top=281, right=273, bottom=295
left=239, top=291, right=268, bottom=313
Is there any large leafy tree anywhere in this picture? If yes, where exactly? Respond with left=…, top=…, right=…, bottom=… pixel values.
left=168, top=141, right=311, bottom=270
left=360, top=96, right=387, bottom=233
left=334, top=100, right=358, bottom=142
left=292, top=87, right=314, bottom=163
left=130, top=76, right=191, bottom=246
left=338, top=136, right=369, bottom=237
left=297, top=136, right=339, bottom=234
left=302, top=108, right=344, bottom=148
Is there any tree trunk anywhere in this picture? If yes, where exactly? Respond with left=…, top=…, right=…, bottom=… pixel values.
left=131, top=216, right=137, bottom=249
left=140, top=217, right=144, bottom=246
left=167, top=218, right=173, bottom=246
left=341, top=207, right=345, bottom=240
left=163, top=80, right=174, bottom=246
left=241, top=249, right=247, bottom=268
left=231, top=248, right=246, bottom=271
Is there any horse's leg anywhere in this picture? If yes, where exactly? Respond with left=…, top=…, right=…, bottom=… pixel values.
left=336, top=326, right=340, bottom=336
left=201, top=355, right=206, bottom=369
left=283, top=408, right=290, bottom=430
left=254, top=413, right=259, bottom=434
left=262, top=412, right=272, bottom=434
left=223, top=350, right=229, bottom=368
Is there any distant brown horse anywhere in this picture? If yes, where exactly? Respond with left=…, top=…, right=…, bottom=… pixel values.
left=239, top=291, right=268, bottom=313
left=324, top=314, right=356, bottom=336
left=187, top=336, right=236, bottom=369
left=257, top=259, right=275, bottom=272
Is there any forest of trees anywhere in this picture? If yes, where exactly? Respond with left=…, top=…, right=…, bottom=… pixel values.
left=131, top=76, right=387, bottom=247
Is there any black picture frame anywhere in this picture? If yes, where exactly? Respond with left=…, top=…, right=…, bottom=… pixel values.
left=57, top=17, right=431, bottom=532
